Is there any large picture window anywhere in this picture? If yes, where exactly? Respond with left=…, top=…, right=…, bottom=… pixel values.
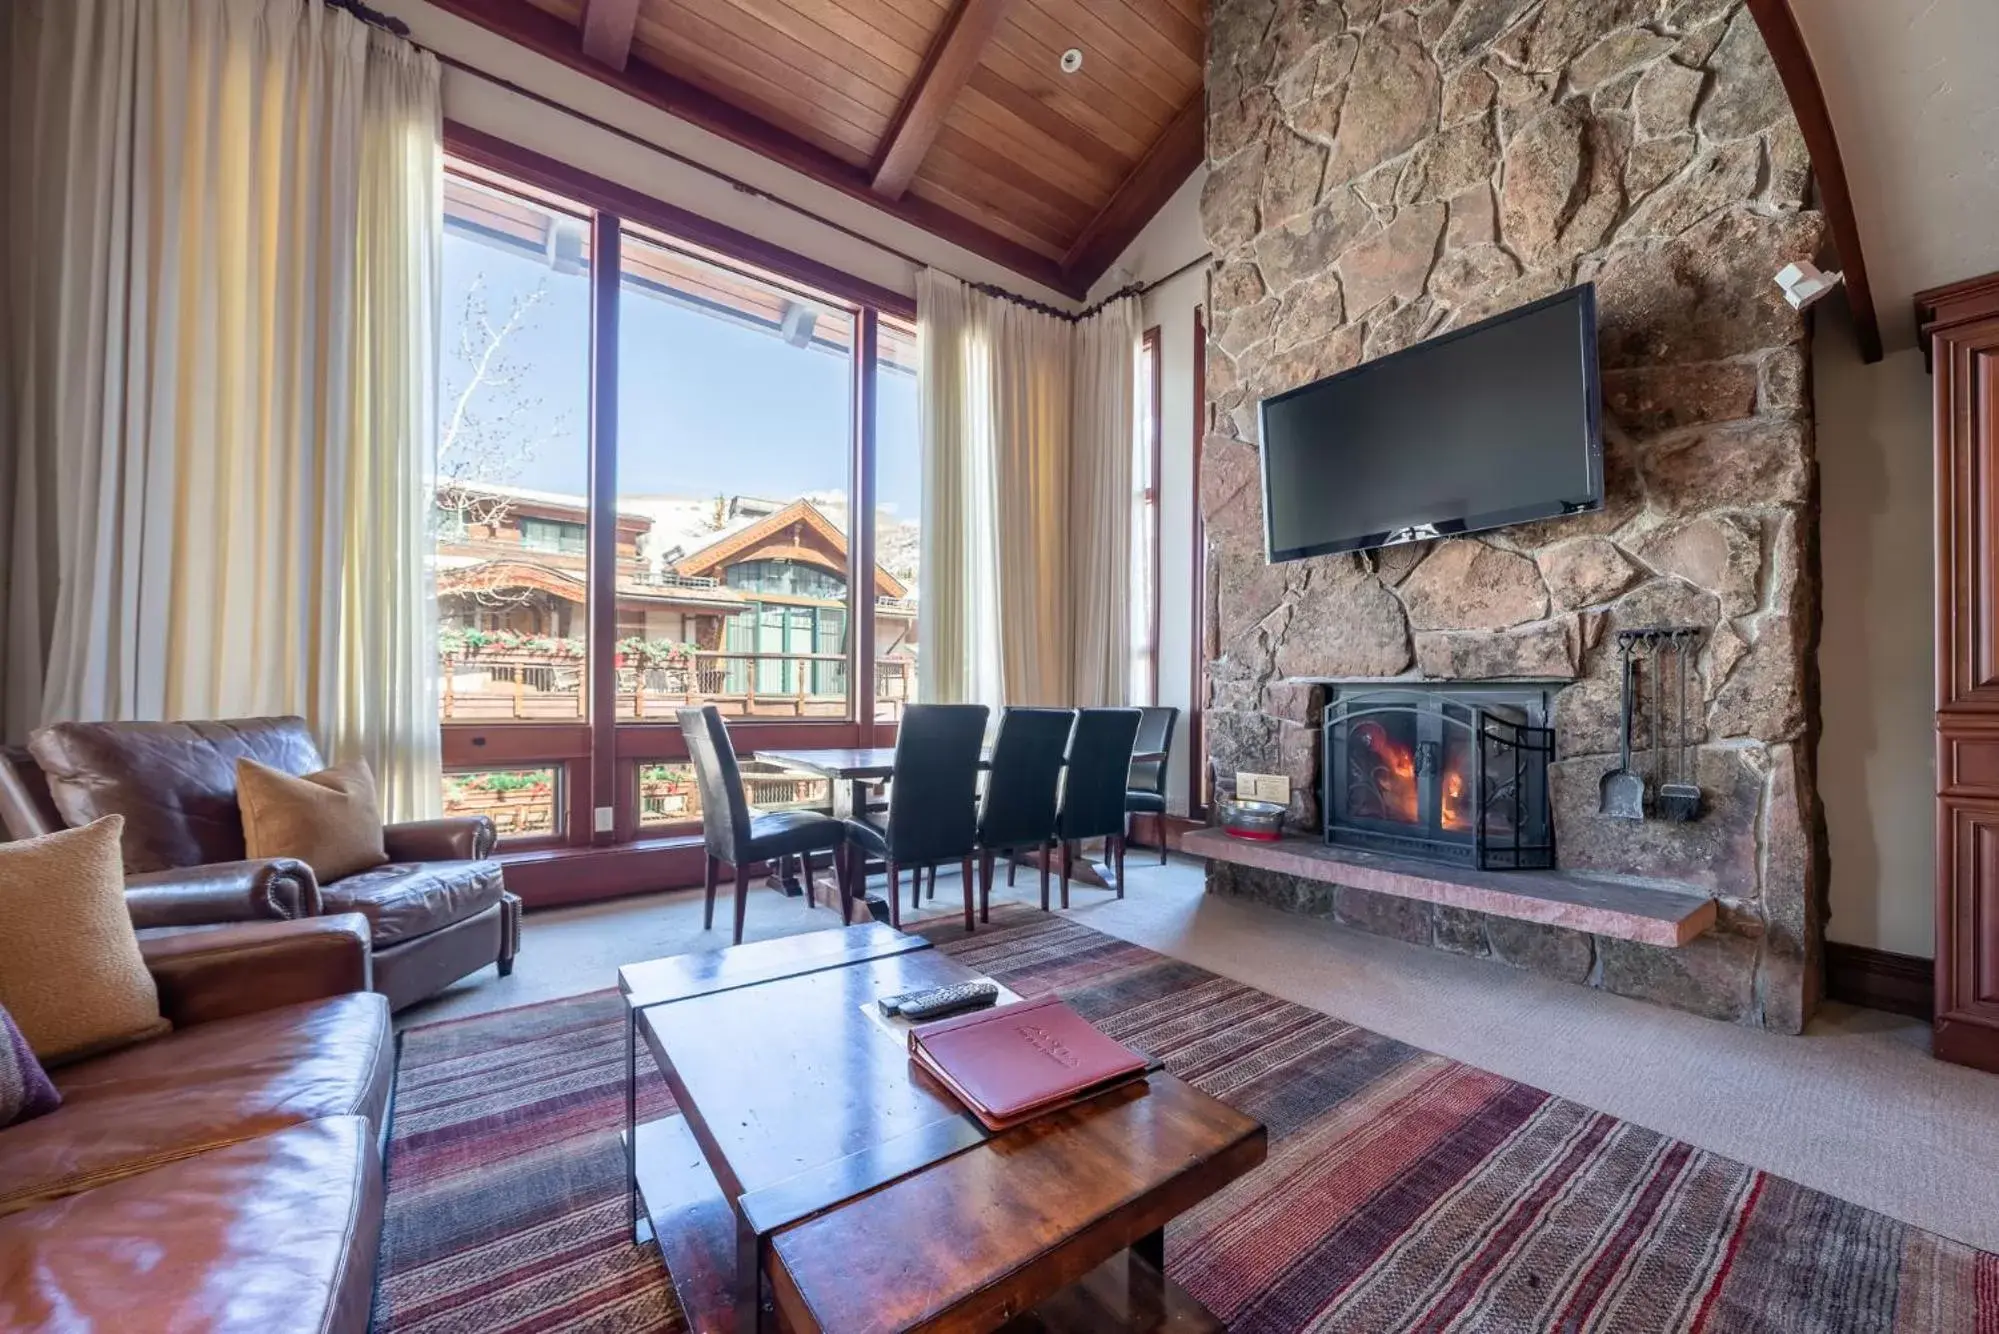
left=1131, top=328, right=1162, bottom=706
left=875, top=320, right=921, bottom=721
left=615, top=228, right=857, bottom=719
left=435, top=143, right=919, bottom=852
left=435, top=173, right=593, bottom=731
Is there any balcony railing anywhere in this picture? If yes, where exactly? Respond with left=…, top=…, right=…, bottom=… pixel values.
left=441, top=649, right=916, bottom=721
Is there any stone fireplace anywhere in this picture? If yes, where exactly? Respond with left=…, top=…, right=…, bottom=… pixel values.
left=1324, top=681, right=1555, bottom=870
left=1198, top=0, right=1826, bottom=1031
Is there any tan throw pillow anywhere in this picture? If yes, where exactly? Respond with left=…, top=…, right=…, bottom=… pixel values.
left=236, top=757, right=390, bottom=883
left=0, top=816, right=169, bottom=1065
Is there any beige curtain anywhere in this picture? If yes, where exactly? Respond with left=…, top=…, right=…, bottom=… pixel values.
left=916, top=270, right=995, bottom=709
left=1069, top=297, right=1141, bottom=707
left=915, top=270, right=1138, bottom=710
left=1, top=0, right=443, bottom=818
left=339, top=33, right=443, bottom=818
left=984, top=297, right=1076, bottom=707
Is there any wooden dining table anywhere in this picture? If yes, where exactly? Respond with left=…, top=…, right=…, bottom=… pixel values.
left=754, top=745, right=1166, bottom=915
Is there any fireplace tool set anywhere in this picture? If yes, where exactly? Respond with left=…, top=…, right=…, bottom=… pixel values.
left=1599, top=627, right=1705, bottom=823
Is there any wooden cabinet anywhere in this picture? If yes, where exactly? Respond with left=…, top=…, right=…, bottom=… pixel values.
left=1922, top=273, right=1999, bottom=1073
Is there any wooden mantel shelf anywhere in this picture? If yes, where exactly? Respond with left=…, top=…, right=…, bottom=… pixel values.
left=1183, top=828, right=1715, bottom=948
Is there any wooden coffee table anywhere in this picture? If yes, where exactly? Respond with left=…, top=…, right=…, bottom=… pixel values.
left=620, top=923, right=1265, bottom=1333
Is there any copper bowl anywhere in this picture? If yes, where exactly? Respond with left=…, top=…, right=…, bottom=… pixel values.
left=1220, top=798, right=1286, bottom=841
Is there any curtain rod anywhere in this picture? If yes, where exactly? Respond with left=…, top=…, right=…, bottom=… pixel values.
left=317, top=0, right=1213, bottom=318
left=322, top=0, right=410, bottom=37
left=964, top=246, right=1214, bottom=323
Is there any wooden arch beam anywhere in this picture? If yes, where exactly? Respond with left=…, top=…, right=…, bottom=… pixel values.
left=1745, top=0, right=1882, bottom=363
left=580, top=0, right=642, bottom=72
left=1061, top=93, right=1204, bottom=291
left=871, top=0, right=1010, bottom=200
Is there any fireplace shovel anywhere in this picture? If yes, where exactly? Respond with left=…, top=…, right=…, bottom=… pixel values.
left=1599, top=636, right=1647, bottom=820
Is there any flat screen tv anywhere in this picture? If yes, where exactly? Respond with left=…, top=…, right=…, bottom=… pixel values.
left=1258, top=283, right=1602, bottom=563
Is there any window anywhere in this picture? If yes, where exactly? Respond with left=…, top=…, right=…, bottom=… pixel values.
left=520, top=518, right=587, bottom=555
left=1130, top=328, right=1162, bottom=706
left=875, top=320, right=921, bottom=721
left=441, top=767, right=561, bottom=840
left=435, top=172, right=592, bottom=725
left=725, top=559, right=847, bottom=599
left=436, top=143, right=919, bottom=857
left=615, top=227, right=856, bottom=721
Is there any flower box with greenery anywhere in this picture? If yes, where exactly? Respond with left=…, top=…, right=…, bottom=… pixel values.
left=437, top=627, right=697, bottom=671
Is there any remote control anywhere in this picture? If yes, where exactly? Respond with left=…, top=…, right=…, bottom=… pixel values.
left=881, top=981, right=999, bottom=1022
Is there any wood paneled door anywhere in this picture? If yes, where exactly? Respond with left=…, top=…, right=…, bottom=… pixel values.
left=1920, top=271, right=1999, bottom=1074
left=426, top=0, right=1204, bottom=298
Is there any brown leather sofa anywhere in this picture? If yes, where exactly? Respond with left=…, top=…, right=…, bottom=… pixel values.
left=0, top=717, right=521, bottom=1010
left=0, top=914, right=390, bottom=1333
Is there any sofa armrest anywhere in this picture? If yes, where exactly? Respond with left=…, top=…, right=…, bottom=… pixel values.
left=140, top=915, right=373, bottom=1027
left=124, top=858, right=321, bottom=927
left=383, top=815, right=496, bottom=862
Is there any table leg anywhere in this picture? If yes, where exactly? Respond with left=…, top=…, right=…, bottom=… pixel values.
left=736, top=1213, right=765, bottom=1333
left=1130, top=1227, right=1167, bottom=1322
left=1133, top=1227, right=1164, bottom=1272
left=844, top=776, right=893, bottom=924
left=625, top=1006, right=639, bottom=1243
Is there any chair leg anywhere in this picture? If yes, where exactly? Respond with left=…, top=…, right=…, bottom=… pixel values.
left=732, top=862, right=751, bottom=946
left=1039, top=843, right=1051, bottom=912
left=912, top=864, right=924, bottom=912
left=887, top=861, right=901, bottom=929
left=703, top=854, right=719, bottom=931
left=927, top=864, right=938, bottom=901
left=1158, top=813, right=1168, bottom=864
left=1060, top=841, right=1073, bottom=910
left=979, top=850, right=995, bottom=923
left=801, top=853, right=817, bottom=910
left=1007, top=853, right=1019, bottom=888
left=960, top=855, right=975, bottom=932
left=835, top=843, right=853, bottom=924
left=1114, top=835, right=1126, bottom=899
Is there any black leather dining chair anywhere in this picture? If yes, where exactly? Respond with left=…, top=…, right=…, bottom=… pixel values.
left=1126, top=705, right=1180, bottom=864
left=678, top=706, right=850, bottom=944
left=1055, top=707, right=1143, bottom=907
left=974, top=707, right=1075, bottom=920
left=840, top=703, right=989, bottom=931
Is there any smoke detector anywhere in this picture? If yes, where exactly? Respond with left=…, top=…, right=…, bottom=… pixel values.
left=1059, top=48, right=1083, bottom=75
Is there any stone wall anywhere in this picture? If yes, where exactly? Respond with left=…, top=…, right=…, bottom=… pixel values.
left=1199, top=0, right=1826, bottom=1030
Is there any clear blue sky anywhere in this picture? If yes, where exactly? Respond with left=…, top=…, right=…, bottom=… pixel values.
left=442, top=229, right=922, bottom=519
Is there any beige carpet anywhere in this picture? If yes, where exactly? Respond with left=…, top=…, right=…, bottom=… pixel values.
left=398, top=856, right=1999, bottom=1252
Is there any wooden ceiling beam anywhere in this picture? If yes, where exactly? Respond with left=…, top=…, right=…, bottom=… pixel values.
left=1061, top=93, right=1204, bottom=293
left=1744, top=0, right=1882, bottom=362
left=870, top=0, right=1011, bottom=200
left=422, top=0, right=1081, bottom=298
left=579, top=0, right=641, bottom=71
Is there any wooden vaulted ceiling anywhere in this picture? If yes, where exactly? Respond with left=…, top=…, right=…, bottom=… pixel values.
left=432, top=0, right=1206, bottom=298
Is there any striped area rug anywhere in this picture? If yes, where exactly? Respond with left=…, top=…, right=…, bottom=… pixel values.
left=376, top=909, right=1999, bottom=1332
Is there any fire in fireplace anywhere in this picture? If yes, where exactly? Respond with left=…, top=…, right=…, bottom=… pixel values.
left=1323, top=682, right=1556, bottom=870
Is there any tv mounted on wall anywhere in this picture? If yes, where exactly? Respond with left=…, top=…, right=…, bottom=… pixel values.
left=1258, top=283, right=1603, bottom=563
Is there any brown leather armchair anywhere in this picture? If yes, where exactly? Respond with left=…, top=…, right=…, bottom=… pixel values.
left=0, top=717, right=521, bottom=1010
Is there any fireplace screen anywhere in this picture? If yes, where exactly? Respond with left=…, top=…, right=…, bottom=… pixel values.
left=1323, top=684, right=1554, bottom=870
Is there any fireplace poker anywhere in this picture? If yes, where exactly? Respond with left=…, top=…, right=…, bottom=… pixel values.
left=1659, top=629, right=1703, bottom=822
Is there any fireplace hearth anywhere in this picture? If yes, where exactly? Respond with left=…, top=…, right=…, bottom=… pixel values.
left=1323, top=682, right=1556, bottom=871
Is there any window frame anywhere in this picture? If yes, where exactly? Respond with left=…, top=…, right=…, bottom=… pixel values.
left=437, top=126, right=913, bottom=882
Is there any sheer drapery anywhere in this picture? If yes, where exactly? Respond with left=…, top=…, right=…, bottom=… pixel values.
left=1, top=0, right=442, bottom=818
left=915, top=270, right=1139, bottom=711
left=1069, top=296, right=1141, bottom=707
left=984, top=296, right=1076, bottom=708
left=340, top=32, right=443, bottom=818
